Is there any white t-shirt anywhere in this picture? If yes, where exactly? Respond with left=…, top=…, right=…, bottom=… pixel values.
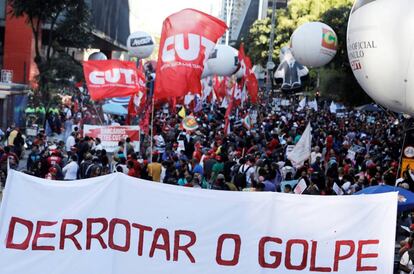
left=63, top=161, right=79, bottom=180
left=64, top=107, right=72, bottom=119
left=65, top=135, right=76, bottom=152
left=94, top=143, right=103, bottom=151
left=310, top=151, right=322, bottom=164
left=400, top=251, right=414, bottom=274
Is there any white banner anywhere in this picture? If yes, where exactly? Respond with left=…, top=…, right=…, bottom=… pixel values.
left=83, top=125, right=140, bottom=152
left=0, top=170, right=397, bottom=274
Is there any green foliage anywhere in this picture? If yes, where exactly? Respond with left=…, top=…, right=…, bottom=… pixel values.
left=318, top=68, right=371, bottom=105
left=245, top=0, right=371, bottom=106
left=54, top=1, right=93, bottom=49
left=246, top=0, right=353, bottom=65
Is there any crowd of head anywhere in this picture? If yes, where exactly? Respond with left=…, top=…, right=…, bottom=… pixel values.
left=1, top=90, right=413, bottom=272
left=0, top=94, right=410, bottom=197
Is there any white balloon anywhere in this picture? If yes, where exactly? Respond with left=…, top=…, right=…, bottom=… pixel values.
left=127, top=31, right=155, bottom=58
left=235, top=63, right=246, bottom=79
left=347, top=0, right=414, bottom=115
left=290, top=22, right=337, bottom=68
left=88, top=52, right=107, bottom=61
left=201, top=64, right=212, bottom=78
left=206, top=45, right=239, bottom=77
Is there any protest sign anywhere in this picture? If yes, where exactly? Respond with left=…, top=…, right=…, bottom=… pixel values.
left=400, top=128, right=414, bottom=176
left=83, top=125, right=140, bottom=152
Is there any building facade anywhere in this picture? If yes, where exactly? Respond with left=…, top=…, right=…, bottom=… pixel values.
left=220, top=0, right=289, bottom=45
left=0, top=0, right=136, bottom=128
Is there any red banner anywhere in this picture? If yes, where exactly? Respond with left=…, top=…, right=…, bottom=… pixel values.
left=83, top=125, right=140, bottom=152
left=83, top=60, right=140, bottom=100
left=154, top=9, right=227, bottom=99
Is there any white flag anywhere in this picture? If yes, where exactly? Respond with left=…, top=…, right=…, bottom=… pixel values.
left=184, top=93, right=195, bottom=107
left=333, top=182, right=344, bottom=195
left=294, top=178, right=307, bottom=194
left=201, top=78, right=213, bottom=102
left=330, top=101, right=337, bottom=113
left=220, top=96, right=229, bottom=108
left=287, top=123, right=312, bottom=168
left=297, top=97, right=307, bottom=111
left=308, top=99, right=318, bottom=111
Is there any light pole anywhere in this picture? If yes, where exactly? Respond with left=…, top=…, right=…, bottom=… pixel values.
left=225, top=0, right=234, bottom=45
left=266, top=0, right=277, bottom=97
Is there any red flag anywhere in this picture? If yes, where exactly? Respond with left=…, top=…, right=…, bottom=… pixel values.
left=216, top=77, right=227, bottom=101
left=233, top=82, right=243, bottom=107
left=246, top=71, right=259, bottom=104
left=238, top=43, right=247, bottom=83
left=83, top=60, right=140, bottom=100
left=139, top=105, right=151, bottom=134
left=127, top=91, right=147, bottom=116
left=170, top=97, right=177, bottom=113
left=154, top=9, right=227, bottom=99
left=126, top=66, right=148, bottom=125
left=237, top=45, right=259, bottom=104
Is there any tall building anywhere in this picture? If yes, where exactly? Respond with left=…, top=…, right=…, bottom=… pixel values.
left=260, top=0, right=290, bottom=19
left=220, top=0, right=250, bottom=45
left=220, top=0, right=288, bottom=45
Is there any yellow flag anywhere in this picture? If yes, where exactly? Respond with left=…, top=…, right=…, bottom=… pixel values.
left=178, top=107, right=186, bottom=118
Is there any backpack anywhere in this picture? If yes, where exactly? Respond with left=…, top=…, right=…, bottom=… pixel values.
left=233, top=165, right=252, bottom=190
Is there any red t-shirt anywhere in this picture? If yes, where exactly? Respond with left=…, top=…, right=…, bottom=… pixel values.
left=128, top=168, right=136, bottom=177
left=47, top=156, right=62, bottom=167
left=193, top=150, right=202, bottom=162
left=268, top=138, right=279, bottom=151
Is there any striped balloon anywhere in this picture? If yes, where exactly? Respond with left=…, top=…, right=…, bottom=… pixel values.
left=108, top=97, right=130, bottom=105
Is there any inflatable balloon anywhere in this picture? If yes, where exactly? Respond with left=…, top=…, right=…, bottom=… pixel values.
left=201, top=64, right=212, bottom=78
left=205, top=45, right=239, bottom=77
left=127, top=31, right=155, bottom=58
left=347, top=0, right=414, bottom=115
left=88, top=52, right=107, bottom=61
left=274, top=47, right=309, bottom=92
left=290, top=22, right=337, bottom=68
left=235, top=61, right=246, bottom=79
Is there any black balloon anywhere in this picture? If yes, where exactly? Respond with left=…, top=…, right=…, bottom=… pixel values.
left=274, top=47, right=308, bottom=92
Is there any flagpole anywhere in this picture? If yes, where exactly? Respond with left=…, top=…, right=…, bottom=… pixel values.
left=93, top=104, right=104, bottom=126
left=149, top=95, right=155, bottom=163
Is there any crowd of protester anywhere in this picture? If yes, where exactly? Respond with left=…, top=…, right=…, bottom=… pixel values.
left=1, top=90, right=414, bottom=272
left=0, top=95, right=408, bottom=194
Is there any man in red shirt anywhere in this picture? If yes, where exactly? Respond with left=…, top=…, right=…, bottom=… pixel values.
left=127, top=160, right=137, bottom=177
left=192, top=141, right=202, bottom=162
left=0, top=146, right=19, bottom=168
left=47, top=149, right=63, bottom=168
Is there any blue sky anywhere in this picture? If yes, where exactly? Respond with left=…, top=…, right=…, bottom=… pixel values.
left=130, top=0, right=222, bottom=35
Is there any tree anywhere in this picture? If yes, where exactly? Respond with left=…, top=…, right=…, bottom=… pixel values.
left=245, top=0, right=371, bottom=106
left=318, top=4, right=371, bottom=105
left=9, top=0, right=93, bottom=107
left=245, top=0, right=353, bottom=66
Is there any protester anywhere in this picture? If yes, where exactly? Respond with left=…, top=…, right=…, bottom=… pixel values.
left=63, top=155, right=79, bottom=180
